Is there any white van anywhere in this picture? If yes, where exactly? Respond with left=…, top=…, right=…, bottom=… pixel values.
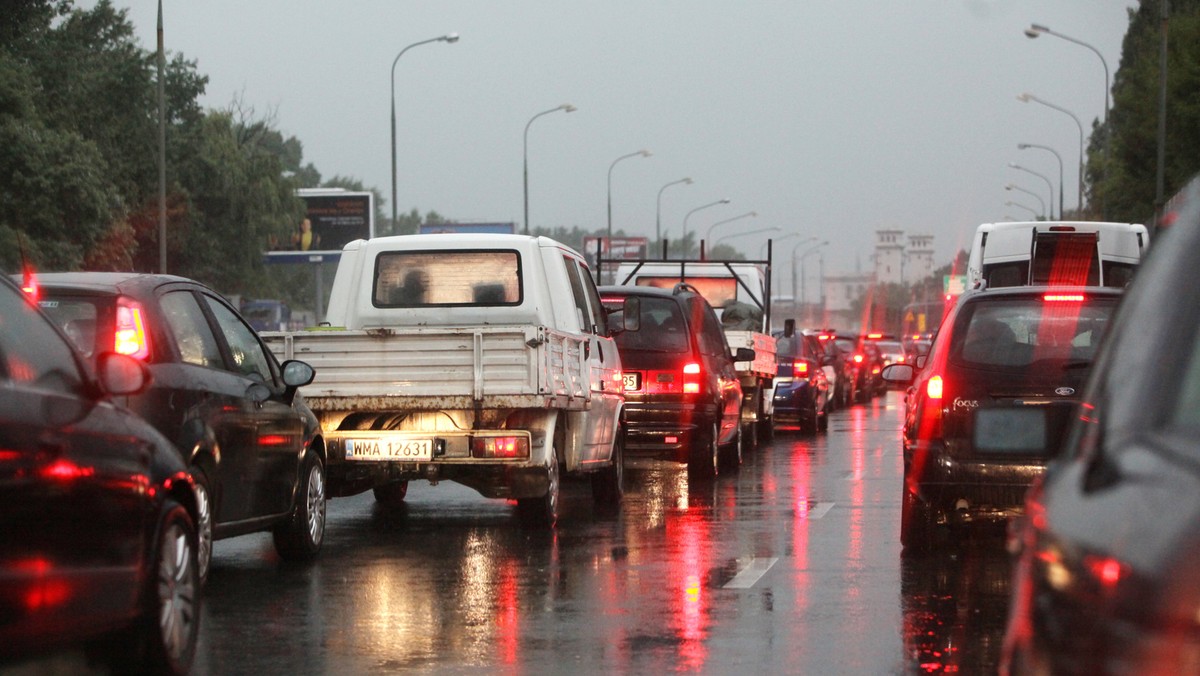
left=966, top=221, right=1148, bottom=289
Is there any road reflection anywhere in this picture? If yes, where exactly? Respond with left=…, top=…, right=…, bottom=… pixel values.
left=901, top=538, right=1013, bottom=674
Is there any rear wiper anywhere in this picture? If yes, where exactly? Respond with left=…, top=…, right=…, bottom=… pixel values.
left=1062, top=360, right=1092, bottom=370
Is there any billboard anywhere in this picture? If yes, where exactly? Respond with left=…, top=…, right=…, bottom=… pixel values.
left=418, top=222, right=516, bottom=235
left=583, top=236, right=649, bottom=265
left=281, top=190, right=374, bottom=253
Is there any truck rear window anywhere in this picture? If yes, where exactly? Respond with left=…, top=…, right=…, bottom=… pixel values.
left=373, top=251, right=522, bottom=307
left=634, top=276, right=737, bottom=308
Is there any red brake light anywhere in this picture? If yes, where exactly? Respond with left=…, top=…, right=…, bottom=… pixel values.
left=1084, top=555, right=1126, bottom=587
left=20, top=266, right=38, bottom=300
left=683, top=362, right=701, bottom=394
left=926, top=375, right=944, bottom=399
left=793, top=361, right=808, bottom=375
left=471, top=436, right=530, bottom=459
left=867, top=332, right=883, bottom=339
left=115, top=300, right=150, bottom=360
left=1044, top=293, right=1085, bottom=302
left=853, top=354, right=863, bottom=363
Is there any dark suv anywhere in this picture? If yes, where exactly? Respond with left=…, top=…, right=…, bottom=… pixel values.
left=30, top=273, right=325, bottom=584
left=599, top=283, right=750, bottom=478
left=882, top=285, right=1122, bottom=552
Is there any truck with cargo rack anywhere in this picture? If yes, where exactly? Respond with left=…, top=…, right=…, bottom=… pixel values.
left=262, top=233, right=628, bottom=526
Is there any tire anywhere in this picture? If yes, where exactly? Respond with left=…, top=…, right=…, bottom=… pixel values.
left=273, top=449, right=327, bottom=561
left=758, top=414, right=774, bottom=443
left=107, top=500, right=199, bottom=675
left=373, top=480, right=410, bottom=507
left=719, top=420, right=743, bottom=472
left=518, top=454, right=561, bottom=527
left=688, top=419, right=719, bottom=480
left=188, top=467, right=213, bottom=587
left=591, top=428, right=625, bottom=509
left=900, top=488, right=936, bottom=554
left=817, top=408, right=829, bottom=433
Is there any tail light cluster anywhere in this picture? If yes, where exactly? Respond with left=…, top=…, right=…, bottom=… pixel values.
left=639, top=363, right=703, bottom=395
left=115, top=299, right=150, bottom=360
left=793, top=361, right=809, bottom=376
left=471, top=436, right=530, bottom=459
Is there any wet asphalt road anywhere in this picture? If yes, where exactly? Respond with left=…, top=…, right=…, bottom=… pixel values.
left=7, top=390, right=1014, bottom=675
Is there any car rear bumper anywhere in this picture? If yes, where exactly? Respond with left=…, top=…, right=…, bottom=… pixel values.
left=907, top=441, right=1047, bottom=525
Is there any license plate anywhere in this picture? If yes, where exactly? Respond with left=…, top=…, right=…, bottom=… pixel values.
left=973, top=408, right=1047, bottom=454
left=344, top=438, right=433, bottom=461
left=623, top=372, right=642, bottom=392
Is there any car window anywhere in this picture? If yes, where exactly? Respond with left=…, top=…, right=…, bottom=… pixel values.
left=373, top=250, right=522, bottom=307
left=0, top=285, right=84, bottom=394
left=953, top=298, right=1115, bottom=368
left=562, top=256, right=598, bottom=334
left=578, top=264, right=608, bottom=336
left=201, top=294, right=275, bottom=383
left=160, top=290, right=224, bottom=369
left=690, top=297, right=727, bottom=358
left=38, top=297, right=100, bottom=357
left=612, top=296, right=689, bottom=354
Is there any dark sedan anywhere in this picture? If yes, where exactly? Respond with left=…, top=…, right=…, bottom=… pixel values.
left=30, top=272, right=325, bottom=585
left=0, top=274, right=201, bottom=673
left=1002, top=177, right=1198, bottom=674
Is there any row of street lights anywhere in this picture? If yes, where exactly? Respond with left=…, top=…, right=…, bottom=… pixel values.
left=1010, top=22, right=1111, bottom=220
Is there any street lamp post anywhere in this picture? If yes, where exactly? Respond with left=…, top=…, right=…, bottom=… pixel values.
left=1018, top=93, right=1085, bottom=213
left=607, top=150, right=651, bottom=243
left=714, top=226, right=780, bottom=247
left=391, top=33, right=458, bottom=234
left=656, top=177, right=693, bottom=246
left=703, top=211, right=757, bottom=253
left=1005, top=183, right=1047, bottom=219
left=1005, top=200, right=1040, bottom=219
left=1025, top=23, right=1110, bottom=214
left=1008, top=163, right=1056, bottom=219
left=1018, top=143, right=1065, bottom=220
left=790, top=237, right=819, bottom=301
left=523, top=104, right=577, bottom=235
left=679, top=199, right=730, bottom=256
left=799, top=242, right=828, bottom=318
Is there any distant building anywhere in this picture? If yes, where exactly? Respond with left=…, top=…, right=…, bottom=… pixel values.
left=904, top=234, right=936, bottom=285
left=873, top=230, right=906, bottom=285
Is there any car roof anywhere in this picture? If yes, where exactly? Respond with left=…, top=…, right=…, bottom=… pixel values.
left=33, top=272, right=209, bottom=296
left=597, top=285, right=696, bottom=301
left=959, top=284, right=1124, bottom=302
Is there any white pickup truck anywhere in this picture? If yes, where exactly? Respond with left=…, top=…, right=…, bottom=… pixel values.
left=611, top=257, right=778, bottom=447
left=263, top=234, right=628, bottom=525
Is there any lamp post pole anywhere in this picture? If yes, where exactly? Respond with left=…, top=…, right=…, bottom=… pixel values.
left=1005, top=200, right=1040, bottom=219
left=703, top=211, right=756, bottom=258
left=1005, top=183, right=1047, bottom=219
left=790, top=237, right=819, bottom=302
left=1025, top=24, right=1110, bottom=216
left=1008, top=163, right=1057, bottom=219
left=607, top=150, right=651, bottom=243
left=656, top=177, right=692, bottom=247
left=799, top=242, right=828, bottom=321
left=1018, top=93, right=1085, bottom=213
left=680, top=199, right=730, bottom=257
left=1018, top=143, right=1065, bottom=220
left=391, top=33, right=458, bottom=234
left=523, top=104, right=576, bottom=235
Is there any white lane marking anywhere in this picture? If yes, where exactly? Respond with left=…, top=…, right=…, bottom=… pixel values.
left=723, top=557, right=779, bottom=589
left=803, top=501, right=834, bottom=519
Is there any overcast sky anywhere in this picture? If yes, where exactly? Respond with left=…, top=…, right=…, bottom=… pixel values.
left=95, top=1, right=1134, bottom=278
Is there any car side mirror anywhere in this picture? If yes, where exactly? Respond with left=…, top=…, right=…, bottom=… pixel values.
left=733, top=347, right=755, bottom=362
left=96, top=351, right=151, bottom=396
left=915, top=354, right=928, bottom=369
left=880, top=363, right=915, bottom=384
left=280, top=359, right=315, bottom=405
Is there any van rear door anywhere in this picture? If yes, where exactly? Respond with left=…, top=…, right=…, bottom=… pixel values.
left=1031, top=231, right=1099, bottom=286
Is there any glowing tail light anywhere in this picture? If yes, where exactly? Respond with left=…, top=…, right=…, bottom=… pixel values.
left=853, top=354, right=863, bottom=364
left=682, top=362, right=701, bottom=394
left=39, top=459, right=96, bottom=481
left=471, top=436, right=530, bottom=459
left=793, top=361, right=808, bottom=376
left=1044, top=293, right=1086, bottom=302
left=20, top=266, right=38, bottom=300
left=926, top=375, right=944, bottom=399
left=115, top=300, right=150, bottom=360
left=1084, top=554, right=1127, bottom=588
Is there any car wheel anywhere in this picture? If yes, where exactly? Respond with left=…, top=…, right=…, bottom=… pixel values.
left=688, top=419, right=719, bottom=480
left=591, top=428, right=625, bottom=509
left=817, top=408, right=829, bottom=433
left=758, top=414, right=774, bottom=443
left=273, top=449, right=327, bottom=561
left=900, top=488, right=936, bottom=554
left=719, top=421, right=743, bottom=472
left=518, top=455, right=560, bottom=527
left=373, top=480, right=410, bottom=507
left=109, top=499, right=199, bottom=675
left=188, top=468, right=213, bottom=587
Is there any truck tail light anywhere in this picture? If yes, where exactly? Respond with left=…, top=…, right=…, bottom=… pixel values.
left=115, top=299, right=150, bottom=360
left=471, top=436, right=530, bottom=459
left=793, top=361, right=808, bottom=376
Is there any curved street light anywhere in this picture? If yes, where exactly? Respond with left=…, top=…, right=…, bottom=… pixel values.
left=1005, top=200, right=1040, bottom=219
left=798, top=241, right=829, bottom=308
left=1008, top=163, right=1056, bottom=219
left=1017, top=93, right=1084, bottom=212
left=607, top=150, right=651, bottom=242
left=704, top=211, right=757, bottom=245
left=1018, top=143, right=1065, bottom=220
left=714, top=226, right=780, bottom=248
left=390, top=33, right=459, bottom=233
left=679, top=198, right=730, bottom=255
left=655, top=177, right=693, bottom=245
left=1005, top=183, right=1046, bottom=219
left=523, top=103, right=577, bottom=234
left=790, top=236, right=820, bottom=301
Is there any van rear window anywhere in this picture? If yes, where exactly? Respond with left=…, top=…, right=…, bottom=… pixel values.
left=374, top=250, right=522, bottom=307
left=1031, top=232, right=1100, bottom=285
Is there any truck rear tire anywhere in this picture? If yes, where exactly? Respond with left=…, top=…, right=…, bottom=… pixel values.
left=517, top=455, right=560, bottom=527
left=591, top=429, right=625, bottom=509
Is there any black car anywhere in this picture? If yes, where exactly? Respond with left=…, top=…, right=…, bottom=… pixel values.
left=882, top=285, right=1122, bottom=553
left=599, top=283, right=750, bottom=478
left=1001, top=179, right=1197, bottom=674
left=0, top=274, right=201, bottom=673
left=31, top=273, right=325, bottom=585
left=771, top=321, right=830, bottom=433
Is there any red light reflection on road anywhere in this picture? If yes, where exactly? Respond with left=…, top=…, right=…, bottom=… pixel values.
left=495, top=560, right=520, bottom=666
left=667, top=509, right=711, bottom=670
left=790, top=442, right=812, bottom=662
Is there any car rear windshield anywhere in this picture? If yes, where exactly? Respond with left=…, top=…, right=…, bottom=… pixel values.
left=613, top=296, right=690, bottom=354
left=374, top=250, right=522, bottom=307
left=951, top=295, right=1118, bottom=369
left=37, top=297, right=102, bottom=358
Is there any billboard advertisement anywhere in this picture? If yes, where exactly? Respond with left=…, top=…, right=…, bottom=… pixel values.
left=582, top=236, right=649, bottom=265
left=281, top=190, right=374, bottom=253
